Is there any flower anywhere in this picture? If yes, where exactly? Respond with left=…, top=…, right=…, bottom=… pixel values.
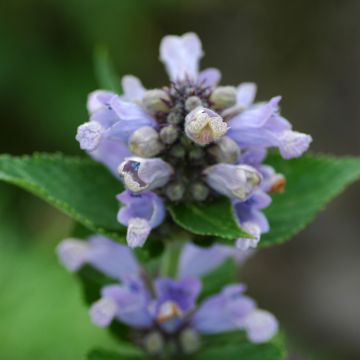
left=116, top=190, right=166, bottom=248
left=57, top=236, right=278, bottom=356
left=75, top=32, right=311, bottom=248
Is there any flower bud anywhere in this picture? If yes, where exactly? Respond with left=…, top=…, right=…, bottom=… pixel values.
left=190, top=182, right=209, bottom=201
left=143, top=331, right=164, bottom=356
left=179, top=328, right=201, bottom=355
left=160, top=125, right=179, bottom=144
left=142, top=89, right=171, bottom=113
left=188, top=147, right=204, bottom=161
left=203, top=164, right=261, bottom=200
left=185, top=107, right=228, bottom=146
left=210, top=86, right=237, bottom=109
left=167, top=111, right=183, bottom=125
left=166, top=182, right=185, bottom=202
left=118, top=157, right=173, bottom=193
left=208, top=136, right=240, bottom=164
left=170, top=144, right=186, bottom=158
left=128, top=126, right=164, bottom=157
left=185, top=96, right=202, bottom=112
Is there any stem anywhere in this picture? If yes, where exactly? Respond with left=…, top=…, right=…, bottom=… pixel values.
left=160, top=240, right=183, bottom=278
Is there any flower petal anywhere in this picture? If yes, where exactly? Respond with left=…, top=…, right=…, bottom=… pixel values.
left=198, top=68, right=221, bottom=87
left=57, top=236, right=140, bottom=280
left=126, top=218, right=152, bottom=248
left=160, top=32, right=203, bottom=81
left=121, top=75, right=146, bottom=102
left=236, top=83, right=257, bottom=109
left=243, top=310, right=279, bottom=343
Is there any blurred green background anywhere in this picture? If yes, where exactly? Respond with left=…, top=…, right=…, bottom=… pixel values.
left=1, top=0, right=360, bottom=359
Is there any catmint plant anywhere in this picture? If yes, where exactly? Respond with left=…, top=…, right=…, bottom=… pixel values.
left=3, top=29, right=360, bottom=360
left=76, top=33, right=312, bottom=249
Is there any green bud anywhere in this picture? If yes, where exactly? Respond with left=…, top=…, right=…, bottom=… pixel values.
left=166, top=182, right=185, bottom=201
left=160, top=125, right=179, bottom=144
left=210, top=86, right=237, bottom=109
left=129, top=126, right=164, bottom=157
left=191, top=182, right=209, bottom=201
left=179, top=328, right=201, bottom=355
left=185, top=96, right=202, bottom=112
left=143, top=89, right=171, bottom=113
left=208, top=136, right=240, bottom=163
left=143, top=331, right=164, bottom=356
left=188, top=147, right=204, bottom=160
left=170, top=144, right=185, bottom=158
left=167, top=111, right=183, bottom=125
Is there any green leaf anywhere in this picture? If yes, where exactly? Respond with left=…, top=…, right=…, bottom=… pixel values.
left=198, top=333, right=285, bottom=360
left=87, top=348, right=143, bottom=360
left=262, top=153, right=360, bottom=247
left=0, top=154, right=126, bottom=242
left=94, top=46, right=122, bottom=93
left=168, top=197, right=252, bottom=240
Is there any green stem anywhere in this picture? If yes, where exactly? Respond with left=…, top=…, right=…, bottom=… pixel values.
left=160, top=240, right=183, bottom=278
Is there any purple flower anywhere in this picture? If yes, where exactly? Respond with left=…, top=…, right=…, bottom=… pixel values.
left=75, top=32, right=312, bottom=249
left=192, top=284, right=278, bottom=343
left=227, top=95, right=312, bottom=159
left=117, top=190, right=166, bottom=248
left=57, top=236, right=278, bottom=351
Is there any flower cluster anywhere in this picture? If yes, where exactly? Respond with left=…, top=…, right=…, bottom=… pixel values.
left=57, top=236, right=278, bottom=357
left=76, top=32, right=312, bottom=249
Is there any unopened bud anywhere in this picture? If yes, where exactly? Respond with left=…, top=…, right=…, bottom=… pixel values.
left=188, top=147, right=204, bottom=161
left=179, top=328, right=201, bottom=355
left=185, top=96, right=202, bottom=112
left=185, top=107, right=228, bottom=146
left=167, top=111, right=183, bottom=125
left=143, top=89, right=171, bottom=113
left=170, top=144, right=185, bottom=158
left=160, top=125, right=179, bottom=144
left=129, top=126, right=164, bottom=157
left=208, top=136, right=240, bottom=164
left=166, top=182, right=185, bottom=202
left=210, top=86, right=237, bottom=109
left=190, top=182, right=209, bottom=202
left=143, top=331, right=164, bottom=356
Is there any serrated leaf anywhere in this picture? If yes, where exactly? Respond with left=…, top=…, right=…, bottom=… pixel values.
left=168, top=197, right=252, bottom=240
left=261, top=153, right=360, bottom=247
left=0, top=154, right=126, bottom=242
left=87, top=348, right=143, bottom=360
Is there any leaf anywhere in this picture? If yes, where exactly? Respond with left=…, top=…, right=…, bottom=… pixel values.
left=0, top=153, right=126, bottom=242
left=198, top=333, right=285, bottom=360
left=168, top=197, right=252, bottom=240
left=261, top=153, right=360, bottom=247
left=87, top=348, right=143, bottom=360
left=94, top=46, right=122, bottom=93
